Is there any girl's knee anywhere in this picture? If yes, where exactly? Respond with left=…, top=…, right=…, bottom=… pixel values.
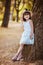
left=20, top=44, right=24, bottom=47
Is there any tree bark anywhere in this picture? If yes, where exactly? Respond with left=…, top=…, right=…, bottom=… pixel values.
left=1, top=0, right=11, bottom=27
left=32, top=0, right=43, bottom=60
left=22, top=0, right=43, bottom=62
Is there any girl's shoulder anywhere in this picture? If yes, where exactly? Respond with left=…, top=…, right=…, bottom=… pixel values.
left=28, top=19, right=32, bottom=22
left=28, top=19, right=33, bottom=26
left=28, top=19, right=33, bottom=24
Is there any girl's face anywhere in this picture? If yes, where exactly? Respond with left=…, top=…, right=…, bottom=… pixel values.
left=24, top=14, right=30, bottom=21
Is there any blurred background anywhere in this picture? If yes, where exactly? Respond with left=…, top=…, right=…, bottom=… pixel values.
left=0, top=0, right=34, bottom=27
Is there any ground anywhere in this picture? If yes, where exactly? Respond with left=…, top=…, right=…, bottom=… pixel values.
left=0, top=22, right=37, bottom=65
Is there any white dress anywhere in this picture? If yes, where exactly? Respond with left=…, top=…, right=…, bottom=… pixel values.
left=20, top=21, right=34, bottom=45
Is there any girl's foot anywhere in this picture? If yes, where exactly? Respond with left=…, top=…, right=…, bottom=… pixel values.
left=12, top=54, right=18, bottom=61
left=12, top=52, right=24, bottom=62
left=17, top=52, right=23, bottom=61
left=12, top=56, right=24, bottom=62
left=17, top=56, right=24, bottom=61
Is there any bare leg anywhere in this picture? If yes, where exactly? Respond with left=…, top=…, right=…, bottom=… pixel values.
left=12, top=44, right=24, bottom=61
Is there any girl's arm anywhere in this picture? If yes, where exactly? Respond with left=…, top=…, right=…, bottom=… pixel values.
left=29, top=20, right=34, bottom=38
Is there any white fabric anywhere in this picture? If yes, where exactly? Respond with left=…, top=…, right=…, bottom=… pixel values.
left=20, top=21, right=34, bottom=45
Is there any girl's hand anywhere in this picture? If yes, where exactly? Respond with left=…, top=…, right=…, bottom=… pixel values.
left=30, top=33, right=33, bottom=39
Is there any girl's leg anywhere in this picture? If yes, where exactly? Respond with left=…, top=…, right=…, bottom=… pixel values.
left=12, top=44, right=24, bottom=61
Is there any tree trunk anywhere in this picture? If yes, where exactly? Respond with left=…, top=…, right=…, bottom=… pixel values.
left=16, top=10, right=19, bottom=22
left=32, top=0, right=43, bottom=60
left=22, top=0, right=43, bottom=63
left=1, top=0, right=11, bottom=27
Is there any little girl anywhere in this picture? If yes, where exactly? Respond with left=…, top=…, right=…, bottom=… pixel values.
left=12, top=10, right=34, bottom=61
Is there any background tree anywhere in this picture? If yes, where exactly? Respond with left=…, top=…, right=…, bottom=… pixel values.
left=1, top=0, right=11, bottom=27
left=0, top=0, right=5, bottom=21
